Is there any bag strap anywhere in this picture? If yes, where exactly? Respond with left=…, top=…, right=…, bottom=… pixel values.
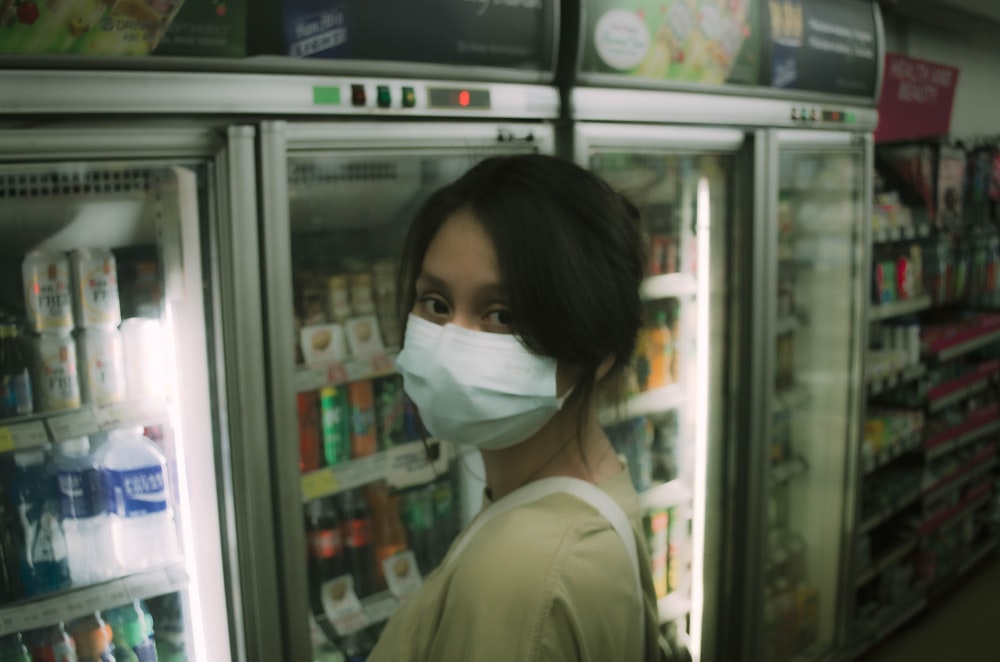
left=445, top=476, right=645, bottom=647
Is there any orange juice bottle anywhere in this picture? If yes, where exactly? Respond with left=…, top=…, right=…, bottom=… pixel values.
left=646, top=312, right=672, bottom=389
left=349, top=380, right=378, bottom=458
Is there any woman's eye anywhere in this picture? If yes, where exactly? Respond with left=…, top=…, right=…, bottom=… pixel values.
left=420, top=296, right=450, bottom=317
left=486, top=308, right=514, bottom=327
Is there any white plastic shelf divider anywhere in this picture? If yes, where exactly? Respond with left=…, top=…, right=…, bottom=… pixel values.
left=640, top=479, right=692, bottom=511
left=869, top=295, right=933, bottom=322
left=640, top=273, right=697, bottom=301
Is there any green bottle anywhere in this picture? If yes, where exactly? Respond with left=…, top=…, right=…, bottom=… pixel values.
left=0, top=633, right=32, bottom=662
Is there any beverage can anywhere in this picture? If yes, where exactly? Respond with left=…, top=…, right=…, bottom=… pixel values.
left=348, top=381, right=377, bottom=459
left=32, top=332, right=82, bottom=412
left=320, top=386, right=350, bottom=467
left=77, top=328, right=127, bottom=406
left=71, top=249, right=122, bottom=329
left=120, top=318, right=167, bottom=400
left=23, top=251, right=74, bottom=332
left=326, top=274, right=352, bottom=323
left=348, top=272, right=375, bottom=317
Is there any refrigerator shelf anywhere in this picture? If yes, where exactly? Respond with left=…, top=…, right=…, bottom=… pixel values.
left=295, top=351, right=399, bottom=393
left=0, top=397, right=168, bottom=454
left=0, top=562, right=187, bottom=638
left=657, top=592, right=690, bottom=624
left=868, top=294, right=933, bottom=323
left=640, top=273, right=697, bottom=301
left=858, top=485, right=922, bottom=535
left=923, top=450, right=997, bottom=501
left=871, top=224, right=932, bottom=244
left=924, top=414, right=1000, bottom=462
left=771, top=456, right=809, bottom=485
left=863, top=430, right=924, bottom=476
left=918, top=483, right=993, bottom=539
left=927, top=361, right=1000, bottom=414
left=867, top=363, right=926, bottom=397
left=300, top=439, right=450, bottom=502
left=848, top=586, right=928, bottom=659
left=854, top=537, right=918, bottom=588
left=600, top=385, right=685, bottom=425
left=640, top=479, right=692, bottom=511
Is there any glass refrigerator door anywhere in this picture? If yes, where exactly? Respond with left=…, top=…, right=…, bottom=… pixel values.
left=257, top=121, right=556, bottom=661
left=577, top=124, right=748, bottom=662
left=760, top=133, right=868, bottom=662
left=0, top=129, right=247, bottom=660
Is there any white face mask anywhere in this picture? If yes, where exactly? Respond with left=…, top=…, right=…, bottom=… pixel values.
left=394, top=314, right=569, bottom=450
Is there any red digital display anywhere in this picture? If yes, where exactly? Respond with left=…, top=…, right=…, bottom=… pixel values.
left=458, top=90, right=471, bottom=107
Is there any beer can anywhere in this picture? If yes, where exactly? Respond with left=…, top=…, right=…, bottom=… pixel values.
left=349, top=272, right=375, bottom=317
left=32, top=332, right=82, bottom=412
left=71, top=248, right=122, bottom=328
left=77, top=328, right=127, bottom=406
left=120, top=318, right=167, bottom=399
left=325, top=274, right=352, bottom=323
left=22, top=251, right=74, bottom=332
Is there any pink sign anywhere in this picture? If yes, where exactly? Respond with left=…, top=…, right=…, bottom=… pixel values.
left=876, top=53, right=960, bottom=143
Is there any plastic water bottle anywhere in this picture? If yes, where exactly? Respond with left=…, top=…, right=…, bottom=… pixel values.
left=96, top=429, right=179, bottom=574
left=105, top=601, right=157, bottom=662
left=57, top=437, right=115, bottom=586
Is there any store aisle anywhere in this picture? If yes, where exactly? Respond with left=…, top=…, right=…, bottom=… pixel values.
left=861, top=554, right=1000, bottom=662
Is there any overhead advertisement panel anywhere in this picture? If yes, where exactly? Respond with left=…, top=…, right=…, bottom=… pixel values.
left=580, top=0, right=763, bottom=87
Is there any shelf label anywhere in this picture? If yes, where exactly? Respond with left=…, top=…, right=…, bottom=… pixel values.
left=371, top=353, right=394, bottom=374
left=301, top=469, right=339, bottom=502
left=327, top=363, right=349, bottom=385
left=333, top=453, right=385, bottom=493
left=48, top=408, right=100, bottom=440
left=6, top=421, right=49, bottom=450
left=383, top=551, right=423, bottom=602
left=364, top=592, right=401, bottom=623
left=321, top=575, right=371, bottom=636
left=386, top=441, right=448, bottom=490
left=296, top=366, right=328, bottom=392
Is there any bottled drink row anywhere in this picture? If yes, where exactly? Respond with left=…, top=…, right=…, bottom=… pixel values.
left=1, top=249, right=165, bottom=421
left=294, top=260, right=400, bottom=367
left=299, top=375, right=416, bottom=473
left=0, top=595, right=184, bottom=662
left=606, top=414, right=681, bottom=493
left=0, top=428, right=179, bottom=604
left=642, top=506, right=686, bottom=602
left=629, top=300, right=682, bottom=395
left=305, top=476, right=460, bottom=604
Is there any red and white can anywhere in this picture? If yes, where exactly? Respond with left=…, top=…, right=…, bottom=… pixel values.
left=32, top=331, right=82, bottom=412
left=23, top=251, right=74, bottom=332
left=71, top=248, right=122, bottom=328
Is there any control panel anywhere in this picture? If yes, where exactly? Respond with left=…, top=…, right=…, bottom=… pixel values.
left=312, top=81, right=493, bottom=113
left=789, top=105, right=861, bottom=126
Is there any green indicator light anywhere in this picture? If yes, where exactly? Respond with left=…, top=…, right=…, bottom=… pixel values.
left=846, top=113, right=857, bottom=123
left=313, top=87, right=342, bottom=106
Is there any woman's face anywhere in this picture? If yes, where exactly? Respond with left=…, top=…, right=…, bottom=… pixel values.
left=411, top=209, right=578, bottom=395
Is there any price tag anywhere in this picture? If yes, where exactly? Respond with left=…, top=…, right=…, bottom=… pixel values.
left=371, top=353, right=394, bottom=374
left=301, top=469, right=339, bottom=502
left=383, top=551, right=423, bottom=602
left=295, top=366, right=327, bottom=392
left=47, top=408, right=100, bottom=441
left=6, top=421, right=49, bottom=450
left=95, top=401, right=135, bottom=430
left=333, top=453, right=385, bottom=493
left=320, top=576, right=371, bottom=636
left=101, top=579, right=131, bottom=606
left=327, top=363, right=349, bottom=385
left=0, top=427, right=13, bottom=453
left=386, top=440, right=448, bottom=490
left=364, top=592, right=401, bottom=623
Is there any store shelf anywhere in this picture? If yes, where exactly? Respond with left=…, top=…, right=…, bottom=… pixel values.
left=0, top=397, right=168, bottom=454
left=300, top=439, right=449, bottom=502
left=772, top=385, right=812, bottom=416
left=924, top=324, right=1000, bottom=363
left=918, top=483, right=993, bottom=538
left=601, top=385, right=685, bottom=425
left=295, top=351, right=398, bottom=393
left=869, top=295, right=933, bottom=322
left=848, top=588, right=928, bottom=659
left=0, top=563, right=187, bottom=637
left=872, top=224, right=931, bottom=243
left=863, top=430, right=925, bottom=476
left=929, top=537, right=999, bottom=601
left=923, top=449, right=998, bottom=501
left=867, top=362, right=926, bottom=397
left=771, top=456, right=809, bottom=485
left=858, top=485, right=923, bottom=535
left=640, top=273, right=697, bottom=301
left=924, top=406, right=1000, bottom=461
left=314, top=590, right=400, bottom=638
left=640, top=479, right=692, bottom=511
left=657, top=592, right=690, bottom=624
left=927, top=361, right=1000, bottom=414
left=855, top=537, right=918, bottom=588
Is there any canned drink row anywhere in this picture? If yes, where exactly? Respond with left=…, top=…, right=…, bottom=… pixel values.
left=27, top=319, right=166, bottom=413
left=23, top=248, right=121, bottom=333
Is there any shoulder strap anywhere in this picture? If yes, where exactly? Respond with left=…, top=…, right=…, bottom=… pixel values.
left=445, top=476, right=645, bottom=648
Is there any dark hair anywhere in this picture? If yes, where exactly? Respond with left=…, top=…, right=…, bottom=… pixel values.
left=398, top=153, right=645, bottom=414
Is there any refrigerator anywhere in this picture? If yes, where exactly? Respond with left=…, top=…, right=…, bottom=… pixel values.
left=0, top=119, right=272, bottom=660
left=569, top=87, right=878, bottom=662
left=254, top=87, right=560, bottom=660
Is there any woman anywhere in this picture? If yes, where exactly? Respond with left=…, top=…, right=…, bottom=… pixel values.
left=370, top=154, right=660, bottom=661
